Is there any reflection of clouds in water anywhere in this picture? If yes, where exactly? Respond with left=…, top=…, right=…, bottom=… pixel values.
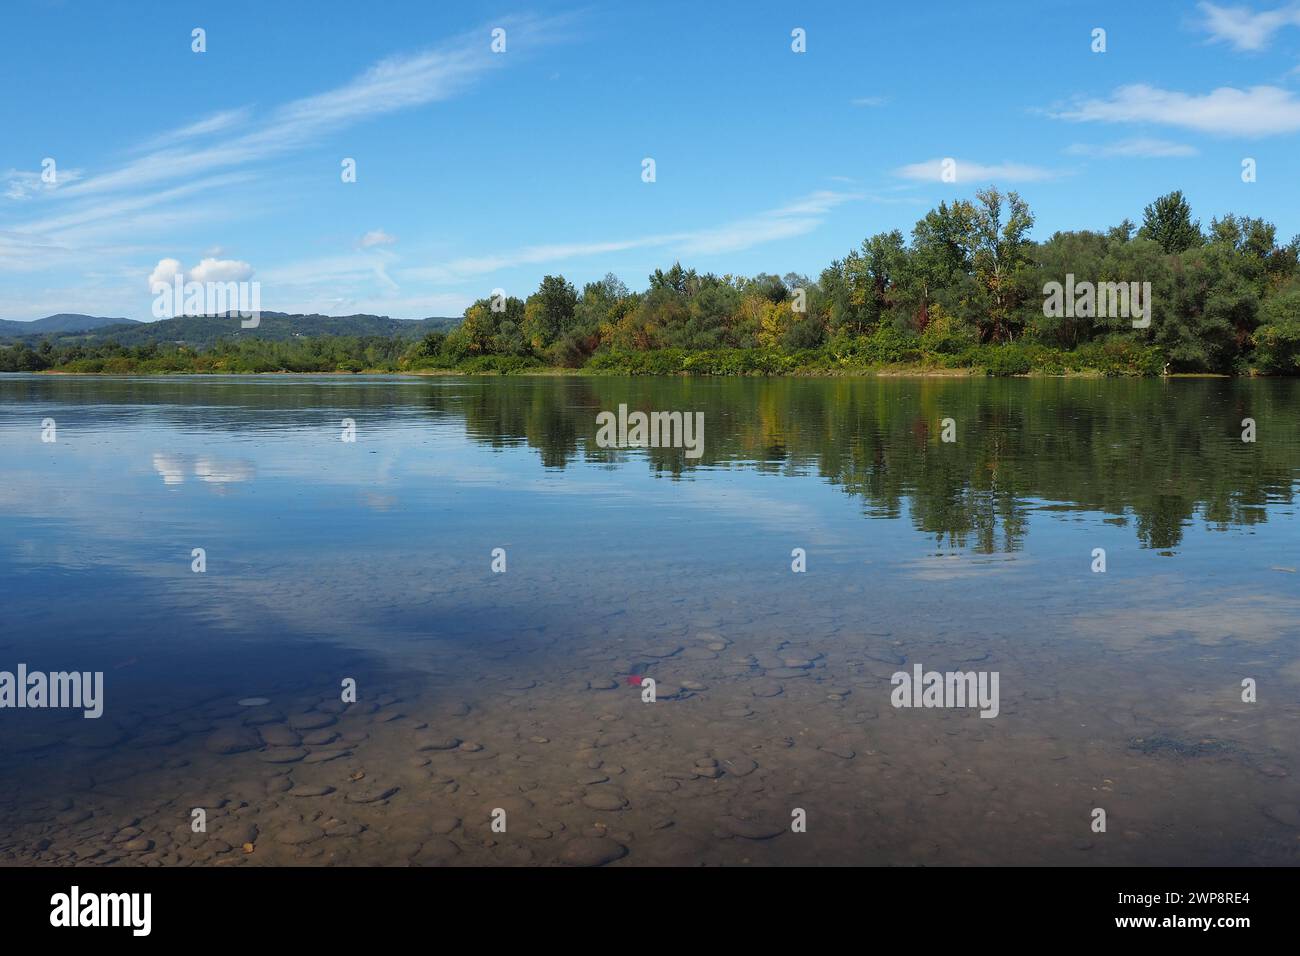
left=195, top=457, right=254, bottom=484
left=1073, top=594, right=1300, bottom=651
left=151, top=453, right=185, bottom=485
left=403, top=454, right=840, bottom=542
left=152, top=452, right=255, bottom=485
left=899, top=553, right=1025, bottom=582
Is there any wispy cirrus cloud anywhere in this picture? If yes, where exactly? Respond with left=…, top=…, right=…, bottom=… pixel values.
left=894, top=158, right=1062, bottom=183
left=1051, top=83, right=1300, bottom=136
left=1064, top=137, right=1198, bottom=158
left=401, top=190, right=865, bottom=283
left=0, top=15, right=567, bottom=277
left=1196, top=1, right=1300, bottom=51
left=4, top=167, right=84, bottom=200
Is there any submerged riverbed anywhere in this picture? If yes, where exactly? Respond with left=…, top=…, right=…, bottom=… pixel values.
left=1, top=373, right=1297, bottom=865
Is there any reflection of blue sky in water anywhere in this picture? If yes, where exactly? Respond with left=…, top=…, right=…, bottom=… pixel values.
left=1, top=375, right=1299, bottom=865
left=1, top=375, right=1298, bottom=674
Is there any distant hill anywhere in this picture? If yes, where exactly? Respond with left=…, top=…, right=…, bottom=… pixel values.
left=0, top=314, right=137, bottom=336
left=0, top=312, right=460, bottom=346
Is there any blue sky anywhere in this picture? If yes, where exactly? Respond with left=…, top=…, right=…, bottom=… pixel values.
left=4, top=0, right=1300, bottom=322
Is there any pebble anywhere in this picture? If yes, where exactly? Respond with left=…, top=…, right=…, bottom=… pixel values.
left=287, top=712, right=336, bottom=730
left=723, top=757, right=758, bottom=776
left=204, top=728, right=260, bottom=755
left=302, top=749, right=351, bottom=764
left=751, top=682, right=784, bottom=698
left=559, top=836, right=627, bottom=867
left=258, top=748, right=307, bottom=764
left=276, top=823, right=324, bottom=845
left=346, top=786, right=398, bottom=804
left=411, top=839, right=461, bottom=865
left=259, top=725, right=301, bottom=747
left=582, top=791, right=629, bottom=811
left=288, top=784, right=334, bottom=797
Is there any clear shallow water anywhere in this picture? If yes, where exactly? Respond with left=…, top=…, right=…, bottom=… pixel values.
left=1, top=373, right=1297, bottom=866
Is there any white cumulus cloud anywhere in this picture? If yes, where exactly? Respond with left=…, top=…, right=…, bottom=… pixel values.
left=148, top=256, right=253, bottom=288
left=191, top=257, right=254, bottom=282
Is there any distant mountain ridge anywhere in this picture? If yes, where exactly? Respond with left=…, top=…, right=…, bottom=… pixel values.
left=0, top=313, right=137, bottom=335
left=0, top=312, right=460, bottom=346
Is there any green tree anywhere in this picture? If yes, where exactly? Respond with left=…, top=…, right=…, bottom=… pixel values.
left=1139, top=190, right=1203, bottom=254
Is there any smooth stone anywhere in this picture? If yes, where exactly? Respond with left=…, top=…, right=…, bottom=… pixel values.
left=301, top=730, right=338, bottom=746
left=288, top=784, right=334, bottom=797
left=204, top=728, right=261, bottom=755
left=345, top=786, right=398, bottom=804
left=237, top=698, right=271, bottom=707
left=429, top=815, right=461, bottom=835
left=416, top=736, right=461, bottom=751
left=302, top=749, right=351, bottom=764
left=276, top=823, right=324, bottom=845
left=723, top=757, right=758, bottom=777
left=258, top=725, right=301, bottom=747
left=324, top=822, right=364, bottom=837
left=582, top=791, right=629, bottom=811
left=560, top=837, right=627, bottom=867
left=287, top=712, right=336, bottom=730
left=410, top=839, right=461, bottom=865
left=751, top=682, right=784, bottom=698
left=257, top=748, right=307, bottom=764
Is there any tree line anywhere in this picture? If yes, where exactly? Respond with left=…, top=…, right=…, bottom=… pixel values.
left=5, top=188, right=1300, bottom=376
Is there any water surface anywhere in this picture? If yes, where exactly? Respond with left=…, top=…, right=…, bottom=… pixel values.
left=1, top=374, right=1297, bottom=865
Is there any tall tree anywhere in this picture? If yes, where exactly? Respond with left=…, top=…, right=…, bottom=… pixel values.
left=971, top=187, right=1035, bottom=342
left=1139, top=190, right=1203, bottom=254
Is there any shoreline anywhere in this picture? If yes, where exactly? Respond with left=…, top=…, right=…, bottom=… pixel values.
left=27, top=367, right=1241, bottom=379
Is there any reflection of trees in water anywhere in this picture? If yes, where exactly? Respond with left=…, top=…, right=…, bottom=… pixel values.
left=446, top=376, right=1298, bottom=552
left=13, top=375, right=1298, bottom=552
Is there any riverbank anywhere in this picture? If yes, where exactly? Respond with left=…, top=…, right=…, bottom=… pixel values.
left=11, top=343, right=1192, bottom=377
